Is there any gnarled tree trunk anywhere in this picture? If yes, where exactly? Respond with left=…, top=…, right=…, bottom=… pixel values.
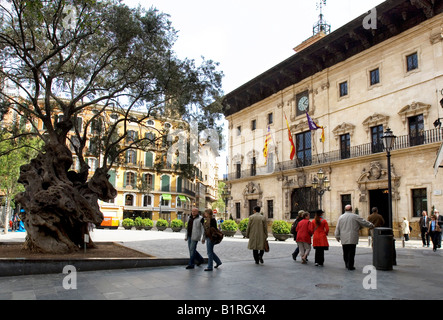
left=14, top=142, right=117, bottom=254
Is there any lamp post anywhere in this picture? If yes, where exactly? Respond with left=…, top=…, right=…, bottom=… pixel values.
left=312, top=168, right=330, bottom=211
left=382, top=128, right=396, bottom=229
left=221, top=183, right=231, bottom=221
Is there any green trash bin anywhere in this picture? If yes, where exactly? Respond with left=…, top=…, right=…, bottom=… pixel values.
left=372, top=227, right=394, bottom=271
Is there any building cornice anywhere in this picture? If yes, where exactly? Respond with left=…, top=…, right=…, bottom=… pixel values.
left=222, top=0, right=443, bottom=117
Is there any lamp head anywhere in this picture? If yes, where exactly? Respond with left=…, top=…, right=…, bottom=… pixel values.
left=317, top=168, right=325, bottom=180
left=382, top=128, right=396, bottom=152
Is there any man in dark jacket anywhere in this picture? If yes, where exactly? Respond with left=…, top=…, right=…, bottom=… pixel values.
left=368, top=207, right=385, bottom=228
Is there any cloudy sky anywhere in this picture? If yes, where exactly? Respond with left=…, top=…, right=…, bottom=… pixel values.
left=123, top=0, right=386, bottom=173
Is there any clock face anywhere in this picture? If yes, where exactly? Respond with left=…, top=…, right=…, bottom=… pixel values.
left=298, top=95, right=309, bottom=112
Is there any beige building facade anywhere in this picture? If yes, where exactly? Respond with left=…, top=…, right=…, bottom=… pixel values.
left=223, top=0, right=443, bottom=236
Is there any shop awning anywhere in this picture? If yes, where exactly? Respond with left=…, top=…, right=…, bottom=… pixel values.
left=178, top=195, right=187, bottom=201
left=161, top=194, right=172, bottom=200
left=434, top=143, right=443, bottom=176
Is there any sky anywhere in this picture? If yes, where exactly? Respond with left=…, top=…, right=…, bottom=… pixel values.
left=123, top=0, right=386, bottom=175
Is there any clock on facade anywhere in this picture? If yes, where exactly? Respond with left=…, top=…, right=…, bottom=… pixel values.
left=296, top=91, right=309, bottom=115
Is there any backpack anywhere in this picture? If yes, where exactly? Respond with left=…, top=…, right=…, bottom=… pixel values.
left=290, top=220, right=299, bottom=235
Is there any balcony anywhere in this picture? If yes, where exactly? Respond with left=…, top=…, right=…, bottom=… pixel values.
left=225, top=128, right=443, bottom=181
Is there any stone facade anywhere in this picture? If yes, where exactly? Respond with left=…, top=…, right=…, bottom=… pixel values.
left=224, top=6, right=443, bottom=237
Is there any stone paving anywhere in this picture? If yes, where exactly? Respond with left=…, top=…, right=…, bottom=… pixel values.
left=0, top=228, right=442, bottom=303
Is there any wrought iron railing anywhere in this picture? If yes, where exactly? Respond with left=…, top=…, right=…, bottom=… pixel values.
left=225, top=128, right=443, bottom=181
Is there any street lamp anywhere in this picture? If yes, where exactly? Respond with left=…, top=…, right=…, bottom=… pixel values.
left=221, top=184, right=231, bottom=220
left=312, top=168, right=330, bottom=211
left=382, top=128, right=396, bottom=229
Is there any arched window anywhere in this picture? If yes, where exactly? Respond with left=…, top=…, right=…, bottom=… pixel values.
left=161, top=175, right=170, bottom=192
left=160, top=195, right=170, bottom=206
left=126, top=130, right=138, bottom=143
left=145, top=132, right=156, bottom=146
left=143, top=195, right=152, bottom=207
left=126, top=149, right=137, bottom=165
left=125, top=194, right=135, bottom=206
left=142, top=173, right=153, bottom=189
left=124, top=172, right=136, bottom=188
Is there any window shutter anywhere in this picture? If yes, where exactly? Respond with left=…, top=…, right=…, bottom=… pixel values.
left=108, top=170, right=116, bottom=187
left=145, top=152, right=153, bottom=167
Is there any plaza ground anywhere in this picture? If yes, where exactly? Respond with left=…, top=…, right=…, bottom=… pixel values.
left=0, top=228, right=442, bottom=302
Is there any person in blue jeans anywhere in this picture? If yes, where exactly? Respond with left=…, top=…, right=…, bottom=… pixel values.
left=185, top=207, right=205, bottom=269
left=203, top=209, right=222, bottom=271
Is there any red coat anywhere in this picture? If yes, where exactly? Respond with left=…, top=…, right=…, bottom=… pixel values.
left=310, top=218, right=329, bottom=248
left=296, top=219, right=312, bottom=243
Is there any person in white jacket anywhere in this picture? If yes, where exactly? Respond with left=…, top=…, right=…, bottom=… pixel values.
left=401, top=217, right=410, bottom=241
left=335, top=205, right=374, bottom=270
left=185, top=207, right=205, bottom=269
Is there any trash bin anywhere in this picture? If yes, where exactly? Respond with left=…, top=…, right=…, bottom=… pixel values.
left=372, top=227, right=394, bottom=271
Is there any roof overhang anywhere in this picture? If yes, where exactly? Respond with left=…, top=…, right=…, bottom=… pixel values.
left=222, top=0, right=443, bottom=117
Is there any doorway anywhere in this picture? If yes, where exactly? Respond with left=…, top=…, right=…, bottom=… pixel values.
left=369, top=189, right=389, bottom=227
left=249, top=199, right=257, bottom=216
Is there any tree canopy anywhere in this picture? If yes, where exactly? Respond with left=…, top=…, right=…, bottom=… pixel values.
left=0, top=0, right=224, bottom=165
left=0, top=0, right=224, bottom=253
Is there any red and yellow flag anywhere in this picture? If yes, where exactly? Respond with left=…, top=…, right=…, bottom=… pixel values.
left=263, top=125, right=272, bottom=164
left=284, top=113, right=296, bottom=160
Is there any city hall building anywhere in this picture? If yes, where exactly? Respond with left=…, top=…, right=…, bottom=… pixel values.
left=222, top=0, right=443, bottom=236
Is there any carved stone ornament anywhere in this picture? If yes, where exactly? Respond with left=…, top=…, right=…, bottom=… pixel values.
left=398, top=101, right=431, bottom=125
left=232, top=153, right=244, bottom=164
left=332, top=122, right=356, bottom=140
left=357, top=161, right=401, bottom=202
left=242, top=181, right=263, bottom=207
left=362, top=113, right=390, bottom=134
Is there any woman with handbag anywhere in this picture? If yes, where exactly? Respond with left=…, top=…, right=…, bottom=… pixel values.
left=203, top=209, right=222, bottom=271
left=428, top=214, right=442, bottom=252
left=310, top=210, right=329, bottom=266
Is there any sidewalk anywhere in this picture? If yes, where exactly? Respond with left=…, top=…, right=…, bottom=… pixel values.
left=0, top=228, right=441, bottom=301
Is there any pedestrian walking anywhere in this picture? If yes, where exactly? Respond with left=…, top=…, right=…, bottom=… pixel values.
left=246, top=206, right=268, bottom=264
left=419, top=210, right=430, bottom=247
left=203, top=209, right=222, bottom=271
left=435, top=209, right=443, bottom=248
left=185, top=207, right=205, bottom=269
left=367, top=207, right=385, bottom=247
left=428, top=214, right=442, bottom=252
left=310, top=210, right=329, bottom=266
left=367, top=207, right=385, bottom=228
left=296, top=211, right=312, bottom=264
left=290, top=210, right=305, bottom=260
left=334, top=204, right=374, bottom=270
left=401, top=217, right=410, bottom=241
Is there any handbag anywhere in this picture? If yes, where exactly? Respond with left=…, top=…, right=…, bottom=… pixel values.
left=209, top=227, right=224, bottom=245
left=264, top=240, right=270, bottom=252
left=436, top=224, right=442, bottom=233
